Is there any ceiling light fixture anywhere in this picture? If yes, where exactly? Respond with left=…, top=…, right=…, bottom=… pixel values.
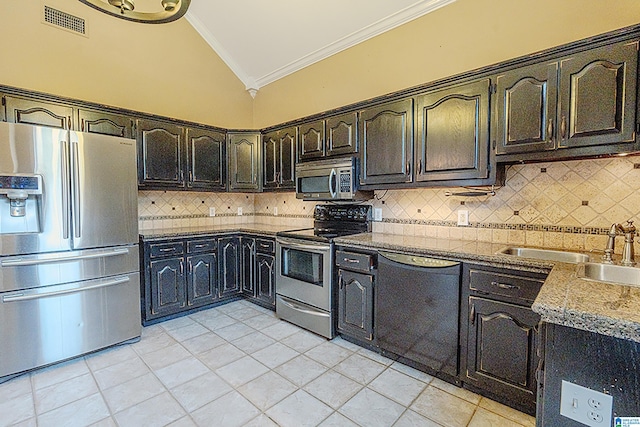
left=79, top=0, right=190, bottom=23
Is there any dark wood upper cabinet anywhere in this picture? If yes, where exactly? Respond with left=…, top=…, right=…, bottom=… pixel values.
left=495, top=62, right=558, bottom=155
left=359, top=98, right=414, bottom=186
left=558, top=41, right=637, bottom=149
left=262, top=127, right=296, bottom=190
left=137, top=118, right=185, bottom=188
left=4, top=95, right=73, bottom=130
left=326, top=112, right=358, bottom=157
left=228, top=132, right=261, bottom=191
left=78, top=109, right=134, bottom=138
left=416, top=79, right=491, bottom=181
left=186, top=127, right=226, bottom=191
left=298, top=120, right=325, bottom=161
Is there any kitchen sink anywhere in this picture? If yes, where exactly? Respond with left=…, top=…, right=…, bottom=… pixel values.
left=577, top=262, right=640, bottom=287
left=496, top=246, right=591, bottom=264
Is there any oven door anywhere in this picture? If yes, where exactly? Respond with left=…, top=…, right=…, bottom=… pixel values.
left=275, top=236, right=333, bottom=311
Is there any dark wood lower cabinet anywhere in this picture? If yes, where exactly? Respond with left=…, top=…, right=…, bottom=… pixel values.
left=255, top=253, right=275, bottom=307
left=149, top=257, right=186, bottom=318
left=186, top=253, right=218, bottom=308
left=241, top=237, right=256, bottom=296
left=337, top=269, right=374, bottom=342
left=460, top=263, right=547, bottom=416
left=218, top=237, right=241, bottom=298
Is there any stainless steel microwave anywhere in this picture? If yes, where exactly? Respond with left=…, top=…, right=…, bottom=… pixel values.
left=295, top=157, right=373, bottom=201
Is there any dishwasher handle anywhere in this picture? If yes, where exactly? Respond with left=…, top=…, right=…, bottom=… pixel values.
left=378, top=251, right=459, bottom=268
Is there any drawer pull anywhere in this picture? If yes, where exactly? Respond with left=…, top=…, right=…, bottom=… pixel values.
left=491, top=281, right=519, bottom=291
left=193, top=244, right=207, bottom=248
left=344, top=258, right=360, bottom=264
left=259, top=244, right=271, bottom=248
left=159, top=248, right=176, bottom=252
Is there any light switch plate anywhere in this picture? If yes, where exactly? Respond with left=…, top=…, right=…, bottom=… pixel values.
left=374, top=208, right=383, bottom=222
left=274, top=207, right=278, bottom=216
left=237, top=207, right=243, bottom=216
left=560, top=380, right=613, bottom=427
left=209, top=207, right=216, bottom=217
left=457, top=209, right=469, bottom=226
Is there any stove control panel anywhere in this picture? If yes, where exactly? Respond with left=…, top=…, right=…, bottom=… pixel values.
left=314, top=204, right=372, bottom=222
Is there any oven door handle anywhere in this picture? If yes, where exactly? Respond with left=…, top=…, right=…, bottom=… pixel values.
left=329, top=168, right=337, bottom=198
left=277, top=237, right=330, bottom=252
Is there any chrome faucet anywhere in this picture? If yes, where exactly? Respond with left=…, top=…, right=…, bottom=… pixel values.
left=619, top=220, right=636, bottom=266
left=602, top=221, right=637, bottom=265
left=602, top=223, right=619, bottom=264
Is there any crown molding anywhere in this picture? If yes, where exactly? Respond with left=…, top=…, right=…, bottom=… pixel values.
left=187, top=0, right=455, bottom=93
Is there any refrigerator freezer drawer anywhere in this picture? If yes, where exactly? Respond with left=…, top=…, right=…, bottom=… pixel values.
left=0, top=272, right=141, bottom=381
left=0, top=245, right=139, bottom=293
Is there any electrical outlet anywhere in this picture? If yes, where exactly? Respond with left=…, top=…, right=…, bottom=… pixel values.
left=274, top=207, right=278, bottom=216
left=374, top=208, right=383, bottom=222
left=457, top=209, right=469, bottom=226
left=209, top=207, right=216, bottom=217
left=237, top=207, right=243, bottom=216
left=560, top=380, right=613, bottom=427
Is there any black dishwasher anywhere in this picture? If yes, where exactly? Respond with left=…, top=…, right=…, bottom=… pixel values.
left=376, top=251, right=461, bottom=383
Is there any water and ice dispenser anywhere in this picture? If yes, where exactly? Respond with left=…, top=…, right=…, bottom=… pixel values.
left=0, top=174, right=42, bottom=233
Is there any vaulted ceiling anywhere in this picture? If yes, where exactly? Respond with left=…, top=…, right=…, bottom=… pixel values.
left=185, top=0, right=455, bottom=96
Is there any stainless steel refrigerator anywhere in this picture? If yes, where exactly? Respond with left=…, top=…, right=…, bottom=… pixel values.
left=0, top=121, right=140, bottom=382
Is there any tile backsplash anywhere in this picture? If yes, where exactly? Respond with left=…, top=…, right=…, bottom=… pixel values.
left=138, top=155, right=640, bottom=251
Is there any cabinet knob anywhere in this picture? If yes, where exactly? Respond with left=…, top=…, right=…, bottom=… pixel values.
left=547, top=119, right=554, bottom=143
left=406, top=160, right=411, bottom=175
left=560, top=115, right=567, bottom=140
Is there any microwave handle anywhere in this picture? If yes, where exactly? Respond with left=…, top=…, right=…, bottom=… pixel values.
left=329, top=168, right=337, bottom=198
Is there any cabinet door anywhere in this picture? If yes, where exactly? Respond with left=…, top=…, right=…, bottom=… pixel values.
left=218, top=237, right=241, bottom=298
left=416, top=79, right=490, bottom=182
left=326, top=112, right=358, bottom=157
left=278, top=127, right=297, bottom=189
left=137, top=118, right=185, bottom=188
left=337, top=269, right=374, bottom=342
left=186, top=127, right=226, bottom=191
left=558, top=41, right=638, bottom=149
left=466, top=296, right=540, bottom=412
left=262, top=132, right=278, bottom=189
left=299, top=120, right=325, bottom=161
left=4, top=95, right=73, bottom=129
left=256, top=253, right=275, bottom=307
left=149, top=257, right=186, bottom=318
left=359, top=98, right=414, bottom=186
left=186, top=253, right=218, bottom=308
left=78, top=109, right=134, bottom=138
left=228, top=133, right=261, bottom=191
left=241, top=237, right=256, bottom=296
left=495, top=63, right=558, bottom=155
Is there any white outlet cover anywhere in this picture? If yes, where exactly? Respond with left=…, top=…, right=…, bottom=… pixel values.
left=209, top=207, right=216, bottom=217
left=274, top=207, right=278, bottom=216
left=560, top=380, right=613, bottom=427
left=457, top=209, right=469, bottom=226
left=237, top=207, right=243, bottom=216
left=374, top=208, right=383, bottom=222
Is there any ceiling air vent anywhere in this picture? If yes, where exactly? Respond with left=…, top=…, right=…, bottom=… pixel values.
left=43, top=5, right=87, bottom=36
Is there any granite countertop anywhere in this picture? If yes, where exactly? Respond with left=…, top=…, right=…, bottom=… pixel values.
left=139, top=225, right=640, bottom=343
left=139, top=223, right=299, bottom=239
left=335, top=232, right=640, bottom=343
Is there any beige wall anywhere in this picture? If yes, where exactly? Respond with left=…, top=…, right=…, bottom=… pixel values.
left=252, top=0, right=640, bottom=128
left=0, top=1, right=253, bottom=128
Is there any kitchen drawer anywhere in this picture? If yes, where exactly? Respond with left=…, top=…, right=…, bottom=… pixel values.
left=336, top=250, right=374, bottom=273
left=468, top=268, right=543, bottom=303
left=255, top=238, right=275, bottom=254
left=187, top=238, right=217, bottom=254
left=149, top=241, right=184, bottom=258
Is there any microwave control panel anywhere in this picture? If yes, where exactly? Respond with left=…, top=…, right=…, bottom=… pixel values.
left=338, top=170, right=352, bottom=193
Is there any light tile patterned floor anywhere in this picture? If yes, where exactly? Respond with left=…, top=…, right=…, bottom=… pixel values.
left=0, top=300, right=536, bottom=427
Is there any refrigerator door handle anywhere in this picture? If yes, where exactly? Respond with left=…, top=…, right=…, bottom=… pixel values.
left=61, top=140, right=70, bottom=240
left=71, top=138, right=81, bottom=239
left=0, top=248, right=131, bottom=267
left=2, top=275, right=131, bottom=302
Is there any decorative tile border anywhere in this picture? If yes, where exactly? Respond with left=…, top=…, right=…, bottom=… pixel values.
left=139, top=212, right=314, bottom=221
left=380, top=218, right=611, bottom=235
